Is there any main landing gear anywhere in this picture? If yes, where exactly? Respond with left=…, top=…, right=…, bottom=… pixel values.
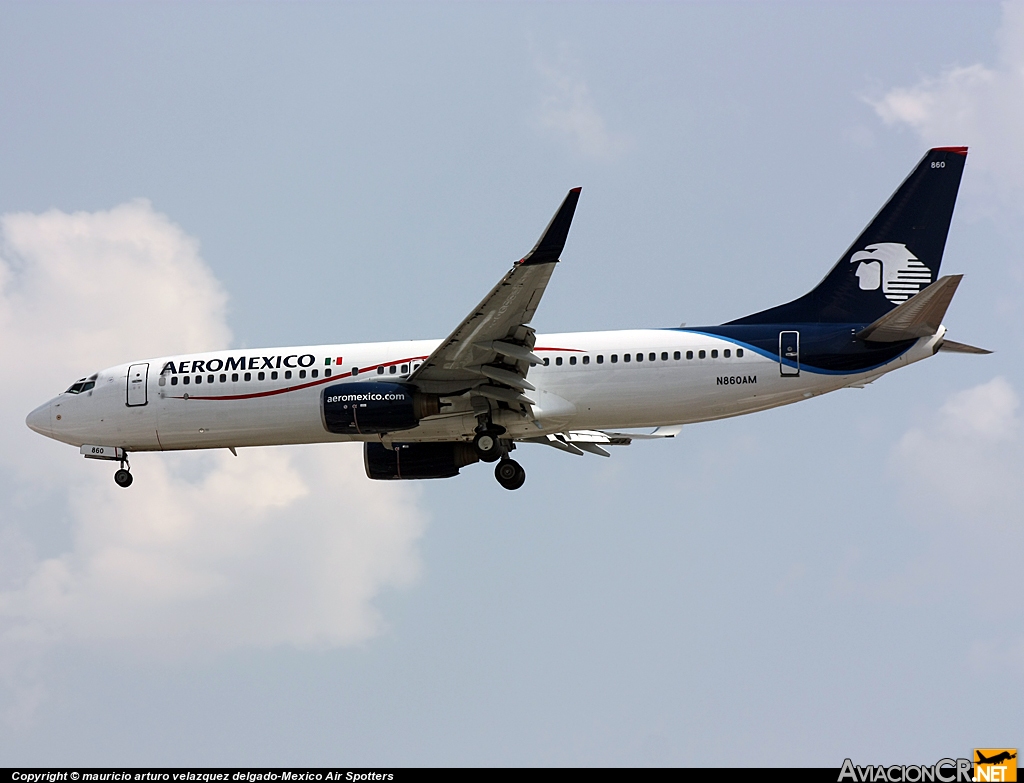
left=472, top=411, right=524, bottom=489
left=495, top=458, right=526, bottom=491
left=472, top=430, right=503, bottom=463
left=114, top=455, right=133, bottom=488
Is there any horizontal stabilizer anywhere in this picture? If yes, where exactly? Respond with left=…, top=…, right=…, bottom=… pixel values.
left=857, top=275, right=962, bottom=342
left=938, top=339, right=992, bottom=354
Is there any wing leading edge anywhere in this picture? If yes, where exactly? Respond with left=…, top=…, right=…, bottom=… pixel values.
left=409, top=188, right=581, bottom=396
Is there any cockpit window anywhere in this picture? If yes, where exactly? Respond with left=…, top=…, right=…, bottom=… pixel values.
left=65, top=376, right=97, bottom=394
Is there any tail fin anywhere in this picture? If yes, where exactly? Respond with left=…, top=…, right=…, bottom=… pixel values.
left=729, top=147, right=967, bottom=325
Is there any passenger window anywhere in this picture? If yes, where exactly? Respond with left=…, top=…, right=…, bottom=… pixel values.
left=171, top=376, right=178, bottom=386
left=312, top=369, right=319, bottom=378
left=661, top=352, right=668, bottom=361
left=401, top=364, right=409, bottom=373
left=258, top=372, right=265, bottom=381
left=556, top=357, right=563, bottom=366
left=737, top=349, right=744, bottom=357
left=649, top=353, right=656, bottom=361
left=543, top=358, right=549, bottom=366
left=195, top=376, right=202, bottom=384
left=413, top=363, right=421, bottom=370
left=220, top=374, right=226, bottom=383
left=597, top=355, right=604, bottom=364
left=325, top=369, right=331, bottom=377
left=285, top=370, right=292, bottom=380
left=686, top=351, right=693, bottom=360
left=635, top=353, right=642, bottom=362
left=724, top=349, right=731, bottom=358
left=569, top=356, right=577, bottom=365
left=351, top=367, right=359, bottom=376
left=377, top=366, right=385, bottom=375
left=611, top=354, right=618, bottom=363
left=388, top=366, right=395, bottom=374
left=673, top=351, right=681, bottom=360
left=244, top=372, right=252, bottom=381
left=271, top=371, right=278, bottom=380
left=299, top=370, right=306, bottom=379
left=699, top=350, right=706, bottom=359
left=158, top=376, right=166, bottom=387
left=183, top=376, right=190, bottom=385
left=711, top=349, right=718, bottom=358
left=623, top=354, right=630, bottom=362
left=207, top=374, right=214, bottom=383
left=583, top=356, right=590, bottom=365
left=232, top=373, right=239, bottom=382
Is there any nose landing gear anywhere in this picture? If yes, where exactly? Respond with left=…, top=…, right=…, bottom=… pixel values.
left=495, top=458, right=526, bottom=490
left=114, top=455, right=133, bottom=488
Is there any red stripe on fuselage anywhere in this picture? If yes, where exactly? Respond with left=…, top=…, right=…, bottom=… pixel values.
left=168, top=356, right=429, bottom=401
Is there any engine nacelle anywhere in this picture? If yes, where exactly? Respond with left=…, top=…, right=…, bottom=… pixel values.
left=364, top=442, right=479, bottom=480
left=322, top=382, right=440, bottom=435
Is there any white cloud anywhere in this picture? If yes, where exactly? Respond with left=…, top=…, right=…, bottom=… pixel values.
left=887, top=377, right=1023, bottom=676
left=0, top=203, right=426, bottom=722
left=891, top=376, right=1020, bottom=516
left=535, top=55, right=627, bottom=161
left=868, top=1, right=1024, bottom=201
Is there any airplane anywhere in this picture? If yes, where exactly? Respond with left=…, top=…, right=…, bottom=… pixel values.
left=26, top=147, right=990, bottom=491
left=976, top=752, right=1016, bottom=766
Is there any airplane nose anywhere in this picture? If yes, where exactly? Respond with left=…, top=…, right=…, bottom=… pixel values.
left=26, top=402, right=52, bottom=435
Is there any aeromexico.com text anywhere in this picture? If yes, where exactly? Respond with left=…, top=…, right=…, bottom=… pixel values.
left=160, top=355, right=318, bottom=376
left=327, top=393, right=407, bottom=404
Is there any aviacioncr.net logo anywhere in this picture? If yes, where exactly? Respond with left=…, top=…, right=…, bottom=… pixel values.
left=850, top=242, right=932, bottom=303
left=839, top=757, right=973, bottom=783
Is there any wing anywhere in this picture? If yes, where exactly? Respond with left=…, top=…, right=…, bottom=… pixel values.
left=409, top=188, right=581, bottom=396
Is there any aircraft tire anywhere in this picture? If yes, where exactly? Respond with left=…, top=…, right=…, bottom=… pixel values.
left=473, top=432, right=502, bottom=463
left=495, top=459, right=526, bottom=490
left=114, top=469, right=133, bottom=488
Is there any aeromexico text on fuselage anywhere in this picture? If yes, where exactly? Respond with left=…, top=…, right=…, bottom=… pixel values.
left=159, top=354, right=323, bottom=375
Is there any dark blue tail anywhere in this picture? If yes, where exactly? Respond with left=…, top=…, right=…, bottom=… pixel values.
left=729, top=147, right=967, bottom=325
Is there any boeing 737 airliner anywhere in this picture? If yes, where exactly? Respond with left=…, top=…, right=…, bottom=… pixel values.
left=26, top=148, right=988, bottom=490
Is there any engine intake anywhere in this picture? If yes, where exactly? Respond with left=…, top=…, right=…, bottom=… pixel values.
left=364, top=442, right=479, bottom=480
left=322, top=382, right=440, bottom=435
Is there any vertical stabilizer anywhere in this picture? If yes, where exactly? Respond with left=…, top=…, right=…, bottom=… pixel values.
left=730, top=147, right=967, bottom=325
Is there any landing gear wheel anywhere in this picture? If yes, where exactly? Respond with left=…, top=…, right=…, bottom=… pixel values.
left=473, top=431, right=503, bottom=463
left=114, top=468, right=133, bottom=488
left=495, top=459, right=526, bottom=490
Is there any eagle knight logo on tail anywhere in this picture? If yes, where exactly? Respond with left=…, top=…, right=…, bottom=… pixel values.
left=851, top=242, right=932, bottom=303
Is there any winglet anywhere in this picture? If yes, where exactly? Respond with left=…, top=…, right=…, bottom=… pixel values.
left=519, top=187, right=582, bottom=266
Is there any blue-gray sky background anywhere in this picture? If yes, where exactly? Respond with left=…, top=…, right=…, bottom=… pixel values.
left=0, top=1, right=1020, bottom=766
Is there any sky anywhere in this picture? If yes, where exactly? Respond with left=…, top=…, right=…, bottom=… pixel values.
left=0, top=0, right=1021, bottom=767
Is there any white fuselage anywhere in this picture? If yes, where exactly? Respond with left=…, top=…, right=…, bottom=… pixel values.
left=26, top=327, right=945, bottom=453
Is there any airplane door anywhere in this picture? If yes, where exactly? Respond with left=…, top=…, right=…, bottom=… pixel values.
left=127, top=363, right=149, bottom=406
left=779, top=331, right=800, bottom=377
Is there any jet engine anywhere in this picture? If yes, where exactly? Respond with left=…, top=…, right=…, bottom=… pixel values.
left=322, top=382, right=440, bottom=434
left=364, top=442, right=479, bottom=480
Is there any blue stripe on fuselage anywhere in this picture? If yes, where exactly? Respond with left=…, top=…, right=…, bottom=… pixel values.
left=665, top=324, right=915, bottom=375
